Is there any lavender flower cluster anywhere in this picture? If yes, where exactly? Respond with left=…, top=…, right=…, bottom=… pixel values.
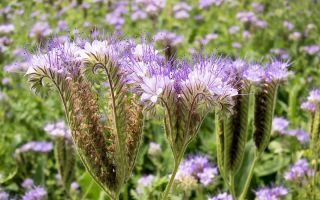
left=175, top=155, right=218, bottom=187
left=43, top=120, right=71, bottom=139
left=301, top=88, right=320, bottom=113
left=284, top=158, right=314, bottom=181
left=15, top=141, right=53, bottom=154
left=254, top=185, right=288, bottom=200
left=208, top=192, right=232, bottom=200
left=272, top=117, right=309, bottom=144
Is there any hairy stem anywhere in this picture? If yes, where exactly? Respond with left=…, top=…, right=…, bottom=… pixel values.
left=229, top=175, right=237, bottom=200
left=161, top=147, right=186, bottom=200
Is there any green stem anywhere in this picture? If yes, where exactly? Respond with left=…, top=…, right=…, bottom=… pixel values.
left=239, top=155, right=259, bottom=200
left=161, top=149, right=186, bottom=200
left=312, top=153, right=318, bottom=200
left=229, top=175, right=237, bottom=200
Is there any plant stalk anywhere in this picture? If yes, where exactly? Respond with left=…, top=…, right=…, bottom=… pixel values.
left=238, top=155, right=259, bottom=200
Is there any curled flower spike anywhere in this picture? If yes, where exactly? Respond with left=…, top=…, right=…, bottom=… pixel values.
left=26, top=36, right=144, bottom=199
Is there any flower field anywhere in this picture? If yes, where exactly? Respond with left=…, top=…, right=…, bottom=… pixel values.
left=1, top=0, right=320, bottom=200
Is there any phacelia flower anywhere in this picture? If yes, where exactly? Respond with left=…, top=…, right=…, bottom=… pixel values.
left=272, top=117, right=289, bottom=134
left=44, top=120, right=71, bottom=139
left=264, top=60, right=290, bottom=82
left=175, top=155, right=218, bottom=186
left=0, top=191, right=9, bottom=200
left=301, top=101, right=316, bottom=113
left=287, top=128, right=310, bottom=144
left=198, top=33, right=218, bottom=45
left=15, top=141, right=53, bottom=154
left=148, top=142, right=161, bottom=155
left=302, top=45, right=320, bottom=55
left=208, top=192, right=233, bottom=200
left=173, top=2, right=192, bottom=19
left=136, top=175, right=155, bottom=194
left=228, top=25, right=240, bottom=34
left=199, top=0, right=223, bottom=9
left=22, top=186, right=47, bottom=200
left=284, top=158, right=314, bottom=181
left=153, top=30, right=184, bottom=47
left=22, top=178, right=34, bottom=190
left=29, top=21, right=52, bottom=41
left=270, top=48, right=290, bottom=60
left=307, top=89, right=320, bottom=104
left=255, top=185, right=288, bottom=200
left=283, top=21, right=294, bottom=31
left=0, top=24, right=15, bottom=34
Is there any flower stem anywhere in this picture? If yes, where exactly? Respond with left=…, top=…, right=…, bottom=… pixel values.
left=162, top=149, right=186, bottom=200
left=229, top=175, right=237, bottom=200
left=239, top=155, right=259, bottom=200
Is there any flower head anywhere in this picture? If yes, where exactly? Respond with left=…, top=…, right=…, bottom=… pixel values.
left=15, top=141, right=53, bottom=154
left=284, top=158, right=313, bottom=181
left=22, top=186, right=47, bottom=200
left=22, top=178, right=34, bottom=190
left=175, top=155, right=218, bottom=186
left=136, top=175, right=155, bottom=194
left=287, top=129, right=309, bottom=144
left=44, top=120, right=71, bottom=139
left=255, top=185, right=288, bottom=200
left=272, top=117, right=289, bottom=134
left=208, top=192, right=233, bottom=200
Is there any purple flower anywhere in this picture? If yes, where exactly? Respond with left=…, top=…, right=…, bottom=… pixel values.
left=208, top=192, right=233, bottom=200
left=136, top=175, right=155, bottom=194
left=148, top=142, right=161, bottom=155
left=22, top=186, right=47, bottom=200
left=70, top=182, right=80, bottom=192
left=272, top=117, right=289, bottom=134
left=44, top=120, right=71, bottom=139
left=307, top=89, right=320, bottom=103
left=232, top=42, right=242, bottom=49
left=284, top=159, right=313, bottom=181
left=264, top=60, right=290, bottom=82
left=289, top=32, right=302, bottom=41
left=228, top=25, right=240, bottom=34
left=22, top=178, right=34, bottom=190
left=0, top=24, right=15, bottom=34
left=199, top=33, right=218, bottom=45
left=1, top=77, right=11, bottom=85
left=236, top=11, right=257, bottom=23
left=301, top=101, right=316, bottom=113
left=153, top=30, right=184, bottom=47
left=283, top=21, right=294, bottom=31
left=255, top=185, right=288, bottom=200
left=15, top=141, right=53, bottom=154
left=302, top=45, right=320, bottom=55
left=287, top=129, right=309, bottom=144
left=0, top=191, right=9, bottom=200
left=270, top=48, right=290, bottom=60
left=136, top=0, right=165, bottom=16
left=242, top=30, right=251, bottom=39
left=29, top=21, right=52, bottom=40
left=173, top=2, right=192, bottom=19
left=175, top=155, right=218, bottom=186
left=252, top=2, right=264, bottom=13
left=131, top=9, right=147, bottom=21
left=199, top=0, right=223, bottom=9
left=57, top=20, right=68, bottom=31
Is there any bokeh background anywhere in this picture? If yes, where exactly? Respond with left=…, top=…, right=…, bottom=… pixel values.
left=1, top=0, right=320, bottom=199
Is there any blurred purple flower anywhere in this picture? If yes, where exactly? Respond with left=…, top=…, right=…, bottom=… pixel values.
left=272, top=117, right=289, bottom=134
left=208, top=192, right=232, bottom=200
left=16, top=141, right=53, bottom=154
left=228, top=25, right=240, bottom=34
left=252, top=2, right=264, bottom=13
left=136, top=175, right=155, bottom=194
left=289, top=32, right=302, bottom=41
left=22, top=186, right=47, bottom=200
left=173, top=2, right=192, bottom=19
left=307, top=89, right=320, bottom=104
left=0, top=24, right=15, bottom=34
left=242, top=30, right=251, bottom=39
left=283, top=21, right=294, bottom=31
left=270, top=48, right=290, bottom=60
left=255, top=185, right=288, bottom=200
left=148, top=142, right=161, bottom=155
left=44, top=120, right=71, bottom=139
left=199, top=0, right=223, bottom=9
left=1, top=77, right=11, bottom=85
left=57, top=20, right=68, bottom=31
left=232, top=42, right=241, bottom=49
left=284, top=158, right=313, bottom=181
left=199, top=33, right=218, bottom=45
left=302, top=44, right=320, bottom=55
left=287, top=128, right=309, bottom=144
left=0, top=191, right=9, bottom=200
left=153, top=30, right=184, bottom=47
left=29, top=21, right=52, bottom=41
left=301, top=101, right=316, bottom=113
left=22, top=178, right=34, bottom=190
